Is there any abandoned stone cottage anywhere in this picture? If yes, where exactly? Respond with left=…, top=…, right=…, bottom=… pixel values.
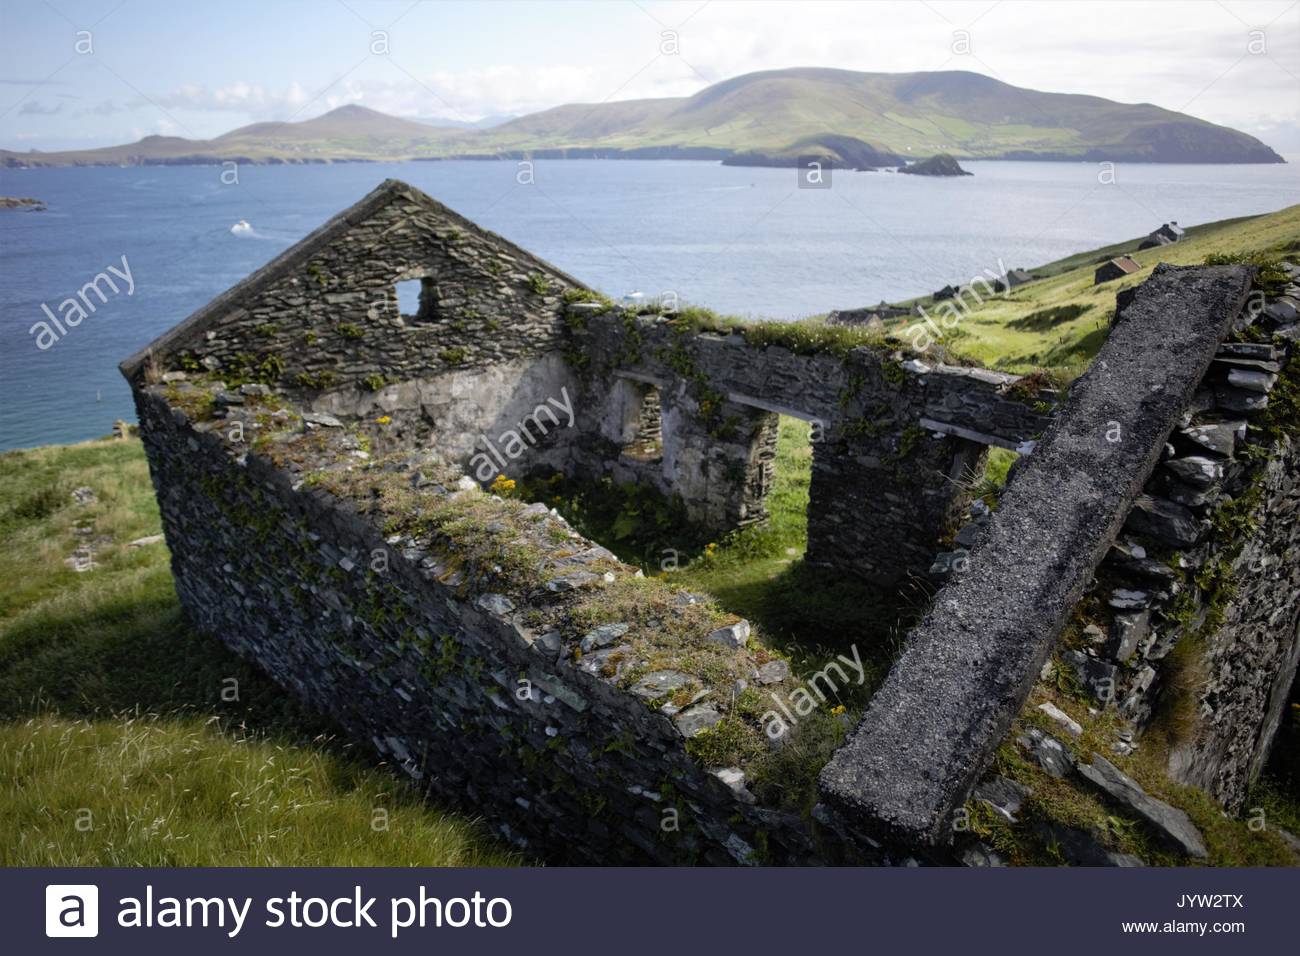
left=122, top=180, right=1300, bottom=864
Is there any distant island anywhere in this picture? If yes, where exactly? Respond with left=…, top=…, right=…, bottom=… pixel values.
left=0, top=196, right=46, bottom=210
left=722, top=134, right=904, bottom=170
left=1, top=67, right=1284, bottom=169
left=898, top=153, right=972, bottom=176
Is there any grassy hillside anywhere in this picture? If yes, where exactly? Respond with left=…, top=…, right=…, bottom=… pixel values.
left=892, top=203, right=1300, bottom=379
left=0, top=438, right=517, bottom=866
left=3, top=69, right=1282, bottom=167
left=484, top=69, right=1281, bottom=162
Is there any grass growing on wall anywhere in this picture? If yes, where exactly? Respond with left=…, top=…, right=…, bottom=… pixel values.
left=0, top=438, right=517, bottom=867
left=521, top=417, right=909, bottom=673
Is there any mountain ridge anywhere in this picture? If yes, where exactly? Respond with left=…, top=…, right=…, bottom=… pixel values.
left=2, top=68, right=1284, bottom=167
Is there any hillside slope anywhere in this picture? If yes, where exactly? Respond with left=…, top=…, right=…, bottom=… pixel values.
left=2, top=68, right=1283, bottom=167
left=886, top=204, right=1300, bottom=377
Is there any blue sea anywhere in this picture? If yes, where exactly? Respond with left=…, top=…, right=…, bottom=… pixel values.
left=1, top=158, right=1297, bottom=451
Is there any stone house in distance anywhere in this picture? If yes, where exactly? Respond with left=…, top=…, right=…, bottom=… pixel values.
left=1095, top=255, right=1142, bottom=284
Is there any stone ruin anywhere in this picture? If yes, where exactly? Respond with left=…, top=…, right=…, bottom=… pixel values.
left=122, top=180, right=1300, bottom=864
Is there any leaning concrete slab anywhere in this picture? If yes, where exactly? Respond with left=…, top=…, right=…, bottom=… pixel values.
left=819, top=263, right=1254, bottom=851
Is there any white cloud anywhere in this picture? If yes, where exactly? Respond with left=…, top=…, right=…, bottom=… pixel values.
left=27, top=0, right=1298, bottom=147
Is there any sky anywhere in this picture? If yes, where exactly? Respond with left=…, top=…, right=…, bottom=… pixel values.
left=1, top=0, right=1298, bottom=153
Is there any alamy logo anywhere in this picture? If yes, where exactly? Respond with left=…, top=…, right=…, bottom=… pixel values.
left=45, top=884, right=99, bottom=937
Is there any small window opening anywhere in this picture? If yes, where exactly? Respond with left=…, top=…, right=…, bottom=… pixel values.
left=395, top=277, right=439, bottom=322
left=620, top=383, right=664, bottom=462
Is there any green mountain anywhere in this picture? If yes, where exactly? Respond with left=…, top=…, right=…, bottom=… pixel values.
left=1, top=68, right=1284, bottom=167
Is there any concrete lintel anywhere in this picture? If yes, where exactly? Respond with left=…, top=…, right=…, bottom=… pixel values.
left=918, top=416, right=1021, bottom=451
left=726, top=392, right=820, bottom=423
left=819, top=264, right=1254, bottom=853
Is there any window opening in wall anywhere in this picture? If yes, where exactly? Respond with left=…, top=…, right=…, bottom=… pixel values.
left=619, top=383, right=664, bottom=462
left=395, top=277, right=439, bottom=322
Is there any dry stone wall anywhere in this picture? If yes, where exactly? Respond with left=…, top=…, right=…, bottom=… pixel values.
left=121, top=179, right=1300, bottom=866
left=131, top=384, right=846, bottom=865
left=567, top=308, right=1052, bottom=586
left=124, top=180, right=585, bottom=392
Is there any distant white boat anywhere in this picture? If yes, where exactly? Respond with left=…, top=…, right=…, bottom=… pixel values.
left=622, top=291, right=645, bottom=304
left=230, top=219, right=254, bottom=236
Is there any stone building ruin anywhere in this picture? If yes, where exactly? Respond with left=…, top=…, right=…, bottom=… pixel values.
left=122, top=180, right=1300, bottom=864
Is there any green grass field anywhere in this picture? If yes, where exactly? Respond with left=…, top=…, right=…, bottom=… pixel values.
left=0, top=439, right=518, bottom=866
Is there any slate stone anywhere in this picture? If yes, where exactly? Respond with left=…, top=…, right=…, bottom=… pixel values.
left=1037, top=701, right=1083, bottom=738
left=954, top=520, right=985, bottom=549
left=1125, top=495, right=1203, bottom=548
left=959, top=843, right=1008, bottom=867
left=1062, top=650, right=1119, bottom=707
left=580, top=622, right=630, bottom=653
left=711, top=767, right=756, bottom=805
left=1159, top=474, right=1220, bottom=508
left=1108, top=588, right=1150, bottom=610
left=1264, top=297, right=1297, bottom=323
left=1215, top=387, right=1268, bottom=413
left=1107, top=611, right=1150, bottom=662
left=1076, top=754, right=1208, bottom=859
left=1106, top=548, right=1179, bottom=584
left=576, top=644, right=632, bottom=679
left=475, top=592, right=515, bottom=616
left=1032, top=820, right=1146, bottom=867
left=1016, top=727, right=1075, bottom=779
left=706, top=620, right=750, bottom=649
left=928, top=549, right=969, bottom=578
left=546, top=571, right=602, bottom=592
left=973, top=775, right=1028, bottom=823
left=630, top=670, right=694, bottom=701
left=1215, top=342, right=1277, bottom=361
left=1179, top=421, right=1242, bottom=457
left=673, top=703, right=723, bottom=738
left=302, top=411, right=343, bottom=428
left=1163, top=455, right=1224, bottom=490
left=756, top=659, right=791, bottom=685
left=533, top=630, right=563, bottom=656
left=1226, top=368, right=1277, bottom=393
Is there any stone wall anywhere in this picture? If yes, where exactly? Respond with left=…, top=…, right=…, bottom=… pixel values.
left=132, top=383, right=842, bottom=866
left=819, top=264, right=1255, bottom=851
left=124, top=180, right=585, bottom=392
left=1167, top=435, right=1300, bottom=807
left=120, top=179, right=1300, bottom=866
left=1052, top=295, right=1300, bottom=810
left=122, top=180, right=587, bottom=480
left=567, top=308, right=1052, bottom=586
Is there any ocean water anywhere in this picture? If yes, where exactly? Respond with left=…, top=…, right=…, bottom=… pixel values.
left=1, top=158, right=1297, bottom=451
